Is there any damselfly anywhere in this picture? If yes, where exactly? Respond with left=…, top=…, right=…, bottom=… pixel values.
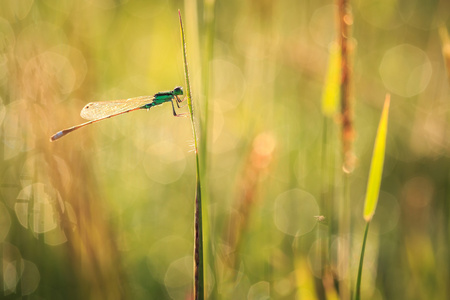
left=50, top=86, right=185, bottom=142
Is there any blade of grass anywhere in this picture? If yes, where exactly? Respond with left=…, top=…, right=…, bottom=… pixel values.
left=179, top=9, right=204, bottom=300
left=363, top=94, right=390, bottom=222
left=355, top=94, right=391, bottom=300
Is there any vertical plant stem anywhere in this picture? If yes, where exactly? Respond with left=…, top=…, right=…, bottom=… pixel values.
left=339, top=172, right=351, bottom=300
left=318, top=116, right=330, bottom=297
left=319, top=116, right=328, bottom=280
left=320, top=40, right=341, bottom=289
left=355, top=222, right=370, bottom=300
left=179, top=10, right=204, bottom=300
left=356, top=95, right=390, bottom=299
left=320, top=117, right=328, bottom=217
left=337, top=0, right=354, bottom=173
left=337, top=1, right=353, bottom=298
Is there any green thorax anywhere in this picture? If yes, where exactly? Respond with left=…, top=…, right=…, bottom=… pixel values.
left=143, top=86, right=183, bottom=109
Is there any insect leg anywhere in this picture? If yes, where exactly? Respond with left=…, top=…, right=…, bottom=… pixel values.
left=176, top=95, right=187, bottom=108
left=171, top=98, right=188, bottom=117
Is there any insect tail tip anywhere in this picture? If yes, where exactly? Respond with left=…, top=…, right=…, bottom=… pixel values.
left=50, top=131, right=63, bottom=142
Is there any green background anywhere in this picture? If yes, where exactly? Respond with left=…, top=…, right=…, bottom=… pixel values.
left=0, top=0, right=449, bottom=299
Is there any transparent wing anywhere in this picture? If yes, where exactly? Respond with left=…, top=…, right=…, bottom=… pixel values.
left=80, top=95, right=155, bottom=120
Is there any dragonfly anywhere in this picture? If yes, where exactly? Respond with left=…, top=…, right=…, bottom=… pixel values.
left=50, top=86, right=185, bottom=142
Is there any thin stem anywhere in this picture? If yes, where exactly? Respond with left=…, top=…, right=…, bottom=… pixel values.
left=355, top=222, right=370, bottom=300
left=337, top=0, right=354, bottom=173
left=179, top=9, right=204, bottom=300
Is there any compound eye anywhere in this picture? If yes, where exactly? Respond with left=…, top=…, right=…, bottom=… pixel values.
left=174, top=86, right=183, bottom=95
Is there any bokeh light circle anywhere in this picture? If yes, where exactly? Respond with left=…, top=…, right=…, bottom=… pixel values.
left=146, top=236, right=191, bottom=283
left=358, top=0, right=403, bottom=30
left=309, top=5, right=337, bottom=47
left=143, top=140, right=186, bottom=184
left=15, top=183, right=64, bottom=234
left=274, top=189, right=319, bottom=236
left=248, top=281, right=270, bottom=300
left=379, top=44, right=431, bottom=97
left=164, top=256, right=193, bottom=300
left=20, top=260, right=41, bottom=295
left=211, top=59, right=246, bottom=112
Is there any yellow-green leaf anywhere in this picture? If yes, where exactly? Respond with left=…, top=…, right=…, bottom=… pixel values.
left=363, top=94, right=391, bottom=222
left=321, top=42, right=341, bottom=117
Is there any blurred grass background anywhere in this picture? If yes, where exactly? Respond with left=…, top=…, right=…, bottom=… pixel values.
left=0, top=0, right=449, bottom=299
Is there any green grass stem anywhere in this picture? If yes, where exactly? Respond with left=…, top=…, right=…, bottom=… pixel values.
left=179, top=9, right=204, bottom=300
left=355, top=222, right=370, bottom=300
left=320, top=40, right=341, bottom=282
left=337, top=1, right=354, bottom=297
left=356, top=94, right=391, bottom=299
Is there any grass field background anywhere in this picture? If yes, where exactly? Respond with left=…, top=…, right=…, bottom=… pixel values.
left=0, top=0, right=449, bottom=299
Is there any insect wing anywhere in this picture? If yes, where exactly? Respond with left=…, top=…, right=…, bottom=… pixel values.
left=80, top=95, right=155, bottom=120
